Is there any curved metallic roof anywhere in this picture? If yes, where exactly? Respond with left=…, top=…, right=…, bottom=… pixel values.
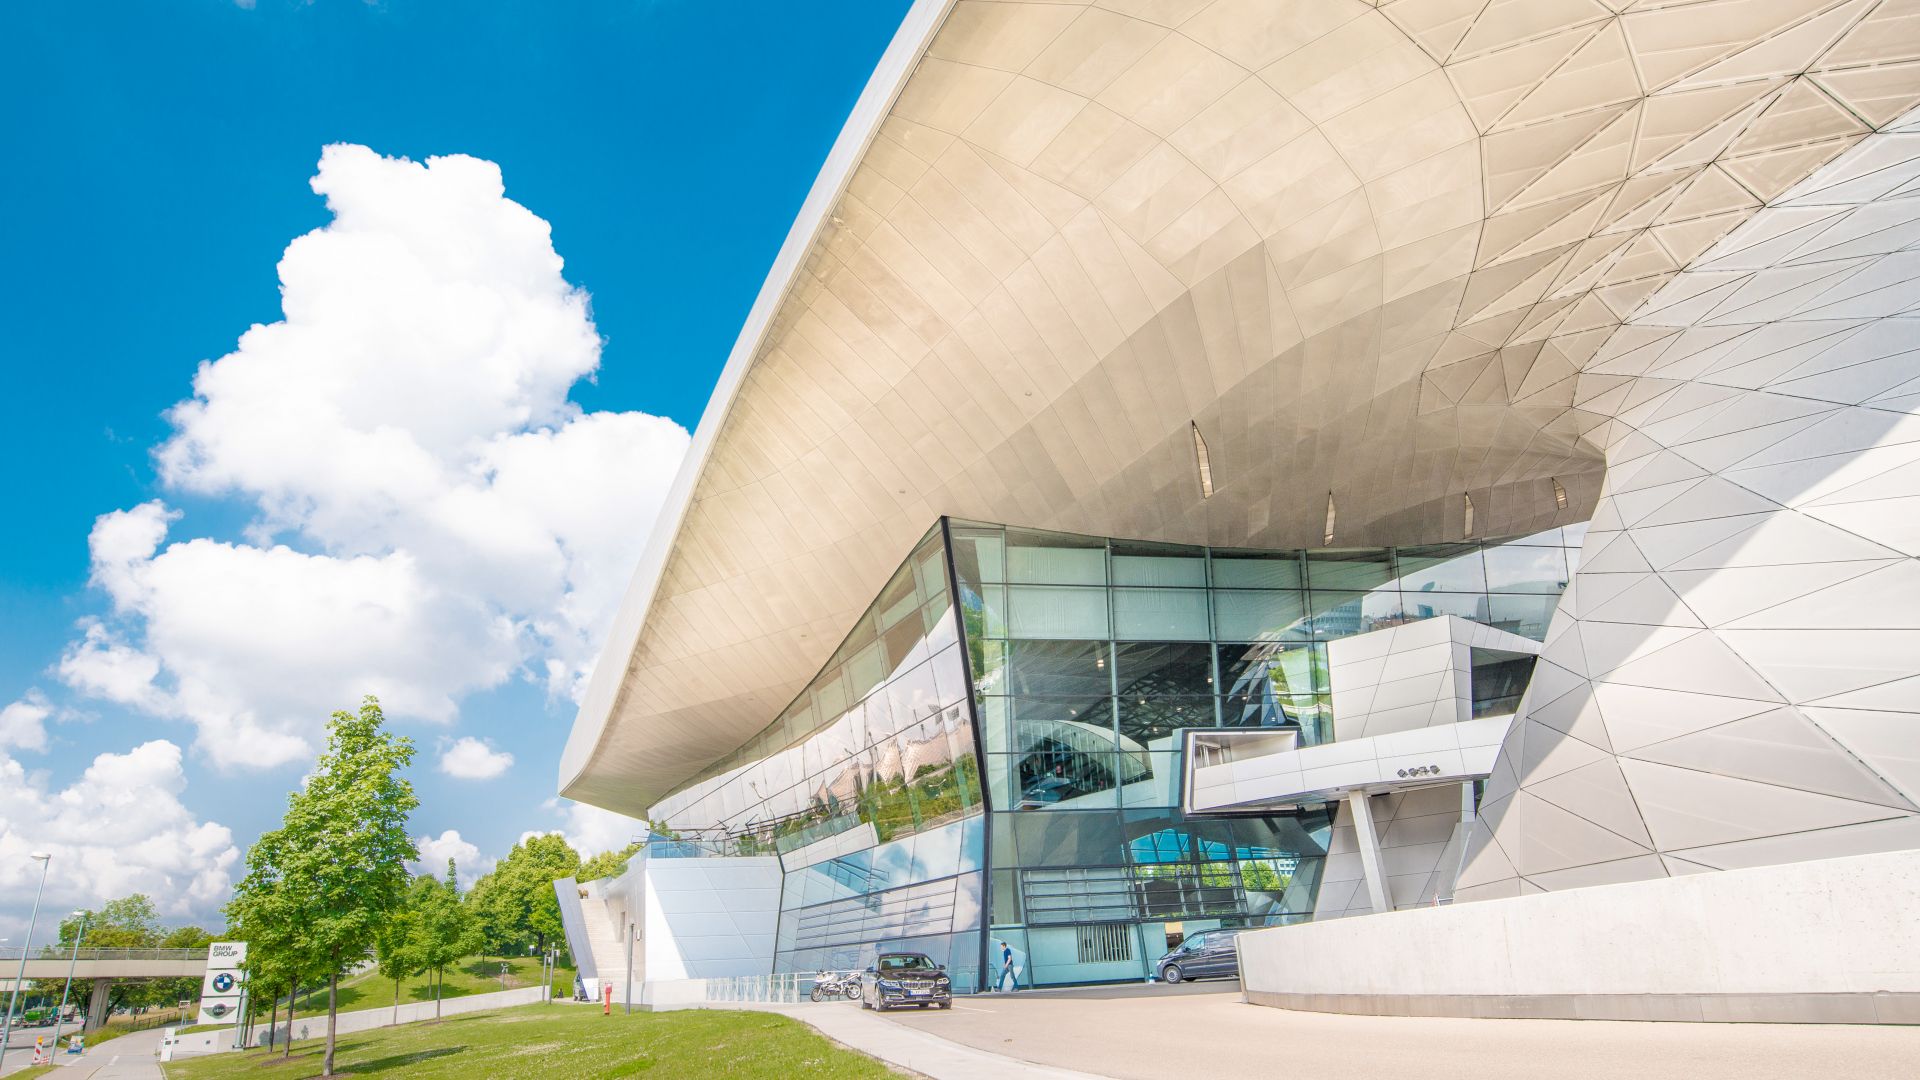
left=563, top=0, right=1920, bottom=816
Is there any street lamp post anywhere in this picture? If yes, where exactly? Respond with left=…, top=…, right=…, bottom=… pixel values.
left=0, top=852, right=53, bottom=1070
left=48, top=911, right=87, bottom=1056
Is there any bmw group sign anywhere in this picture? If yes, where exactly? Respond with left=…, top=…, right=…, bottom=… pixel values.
left=196, top=942, right=248, bottom=1026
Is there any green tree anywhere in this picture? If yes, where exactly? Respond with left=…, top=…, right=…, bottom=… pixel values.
left=467, top=834, right=579, bottom=957
left=149, top=925, right=216, bottom=1012
left=576, top=843, right=641, bottom=884
left=229, top=802, right=328, bottom=1058
left=252, top=696, right=418, bottom=1076
left=81, top=895, right=161, bottom=947
left=40, top=896, right=213, bottom=1021
left=410, top=860, right=479, bottom=1019
left=372, top=884, right=424, bottom=1027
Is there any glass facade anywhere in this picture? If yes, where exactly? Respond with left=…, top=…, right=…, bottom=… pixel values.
left=948, top=520, right=1579, bottom=987
left=645, top=519, right=1581, bottom=990
left=646, top=526, right=985, bottom=989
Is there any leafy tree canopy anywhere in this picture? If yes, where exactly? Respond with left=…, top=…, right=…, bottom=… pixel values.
left=60, top=894, right=162, bottom=948
left=577, top=843, right=641, bottom=884
left=467, top=833, right=579, bottom=956
left=229, top=695, right=418, bottom=1076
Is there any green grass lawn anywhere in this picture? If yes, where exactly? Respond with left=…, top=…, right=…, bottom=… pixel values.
left=83, top=1005, right=190, bottom=1048
left=284, top=954, right=571, bottom=1015
left=159, top=1003, right=898, bottom=1080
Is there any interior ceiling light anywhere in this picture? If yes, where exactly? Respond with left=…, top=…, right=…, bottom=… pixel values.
left=1323, top=493, right=1337, bottom=546
left=1552, top=476, right=1568, bottom=510
left=1463, top=492, right=1476, bottom=538
left=1190, top=421, right=1214, bottom=499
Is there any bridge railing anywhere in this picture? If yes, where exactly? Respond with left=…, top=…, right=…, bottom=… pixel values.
left=0, top=946, right=207, bottom=963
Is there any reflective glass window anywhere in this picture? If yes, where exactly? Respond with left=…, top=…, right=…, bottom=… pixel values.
left=1211, top=590, right=1308, bottom=641
left=931, top=644, right=969, bottom=709
left=1006, top=639, right=1111, bottom=698
left=1007, top=809, right=1125, bottom=866
left=970, top=638, right=1008, bottom=698
left=1400, top=592, right=1488, bottom=624
left=1307, top=588, right=1403, bottom=637
left=978, top=696, right=1012, bottom=754
left=1210, top=550, right=1304, bottom=590
left=922, top=597, right=960, bottom=653
left=1217, top=642, right=1314, bottom=699
left=1305, top=549, right=1393, bottom=592
left=1007, top=529, right=1107, bottom=585
left=990, top=869, right=1023, bottom=925
left=1484, top=543, right=1569, bottom=593
left=1395, top=544, right=1486, bottom=593
left=1114, top=642, right=1214, bottom=697
left=1008, top=696, right=1113, bottom=755
left=886, top=657, right=942, bottom=727
left=1008, top=585, right=1110, bottom=639
left=951, top=524, right=1005, bottom=584
left=1113, top=588, right=1209, bottom=640
left=1489, top=592, right=1560, bottom=639
left=1112, top=540, right=1206, bottom=587
left=846, top=638, right=889, bottom=704
left=1118, top=696, right=1213, bottom=744
left=964, top=583, right=1008, bottom=639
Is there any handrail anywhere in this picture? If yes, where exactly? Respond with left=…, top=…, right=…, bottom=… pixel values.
left=0, top=947, right=207, bottom=962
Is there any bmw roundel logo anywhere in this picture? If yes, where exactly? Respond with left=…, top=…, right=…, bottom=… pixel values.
left=212, top=973, right=235, bottom=993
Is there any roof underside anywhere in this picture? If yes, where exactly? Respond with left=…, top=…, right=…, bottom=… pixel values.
left=563, top=0, right=1920, bottom=816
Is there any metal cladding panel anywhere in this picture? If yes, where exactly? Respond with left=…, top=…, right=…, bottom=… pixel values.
left=564, top=0, right=1920, bottom=905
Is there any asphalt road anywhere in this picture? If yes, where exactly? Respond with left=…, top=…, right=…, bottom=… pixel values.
left=881, top=981, right=1920, bottom=1080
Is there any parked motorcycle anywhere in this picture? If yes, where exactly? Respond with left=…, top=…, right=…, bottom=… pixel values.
left=810, top=971, right=860, bottom=1002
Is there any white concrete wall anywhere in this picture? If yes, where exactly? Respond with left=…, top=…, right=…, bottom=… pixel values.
left=1241, top=847, right=1920, bottom=1018
left=1316, top=785, right=1472, bottom=919
left=167, top=986, right=547, bottom=1057
left=1189, top=715, right=1507, bottom=812
left=1327, top=616, right=1539, bottom=739
left=641, top=857, right=781, bottom=982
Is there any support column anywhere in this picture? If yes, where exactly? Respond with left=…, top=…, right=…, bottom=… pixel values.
left=1346, top=791, right=1390, bottom=915
left=86, top=979, right=111, bottom=1032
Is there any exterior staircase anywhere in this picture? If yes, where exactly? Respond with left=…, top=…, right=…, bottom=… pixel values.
left=555, top=876, right=633, bottom=1002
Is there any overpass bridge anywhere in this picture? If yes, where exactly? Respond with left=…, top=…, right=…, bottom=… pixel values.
left=0, top=947, right=205, bottom=981
left=1, top=948, right=206, bottom=1031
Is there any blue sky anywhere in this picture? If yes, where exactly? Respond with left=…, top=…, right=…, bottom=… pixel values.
left=0, top=0, right=911, bottom=935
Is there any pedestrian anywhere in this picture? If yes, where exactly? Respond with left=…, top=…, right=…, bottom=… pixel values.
left=998, top=940, right=1019, bottom=992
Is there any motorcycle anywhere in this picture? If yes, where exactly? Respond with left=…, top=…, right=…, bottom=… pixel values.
left=810, top=970, right=860, bottom=1002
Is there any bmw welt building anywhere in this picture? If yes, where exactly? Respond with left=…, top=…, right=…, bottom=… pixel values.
left=557, top=0, right=1920, bottom=1021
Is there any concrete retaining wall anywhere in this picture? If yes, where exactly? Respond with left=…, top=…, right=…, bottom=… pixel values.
left=167, top=986, right=548, bottom=1057
left=1239, top=847, right=1920, bottom=1023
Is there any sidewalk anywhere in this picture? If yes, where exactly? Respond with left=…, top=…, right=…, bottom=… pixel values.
left=882, top=983, right=1920, bottom=1080
left=757, top=1003, right=1106, bottom=1080
left=0, top=1027, right=164, bottom=1079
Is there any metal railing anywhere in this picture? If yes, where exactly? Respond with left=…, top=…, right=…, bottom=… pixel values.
left=699, top=972, right=819, bottom=1005
left=0, top=947, right=206, bottom=963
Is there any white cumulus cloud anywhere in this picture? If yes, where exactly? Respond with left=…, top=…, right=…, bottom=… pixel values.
left=58, top=144, right=690, bottom=768
left=439, top=736, right=515, bottom=780
left=540, top=797, right=647, bottom=858
left=410, top=829, right=496, bottom=889
left=0, top=693, right=52, bottom=753
left=0, top=741, right=239, bottom=933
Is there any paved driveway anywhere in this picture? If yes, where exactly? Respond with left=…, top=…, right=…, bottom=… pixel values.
left=0, top=1027, right=163, bottom=1078
left=880, top=982, right=1920, bottom=1080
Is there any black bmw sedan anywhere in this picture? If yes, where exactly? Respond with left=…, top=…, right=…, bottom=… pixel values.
left=860, top=951, right=953, bottom=1011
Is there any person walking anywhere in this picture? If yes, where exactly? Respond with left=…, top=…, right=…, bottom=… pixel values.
left=997, top=940, right=1020, bottom=993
